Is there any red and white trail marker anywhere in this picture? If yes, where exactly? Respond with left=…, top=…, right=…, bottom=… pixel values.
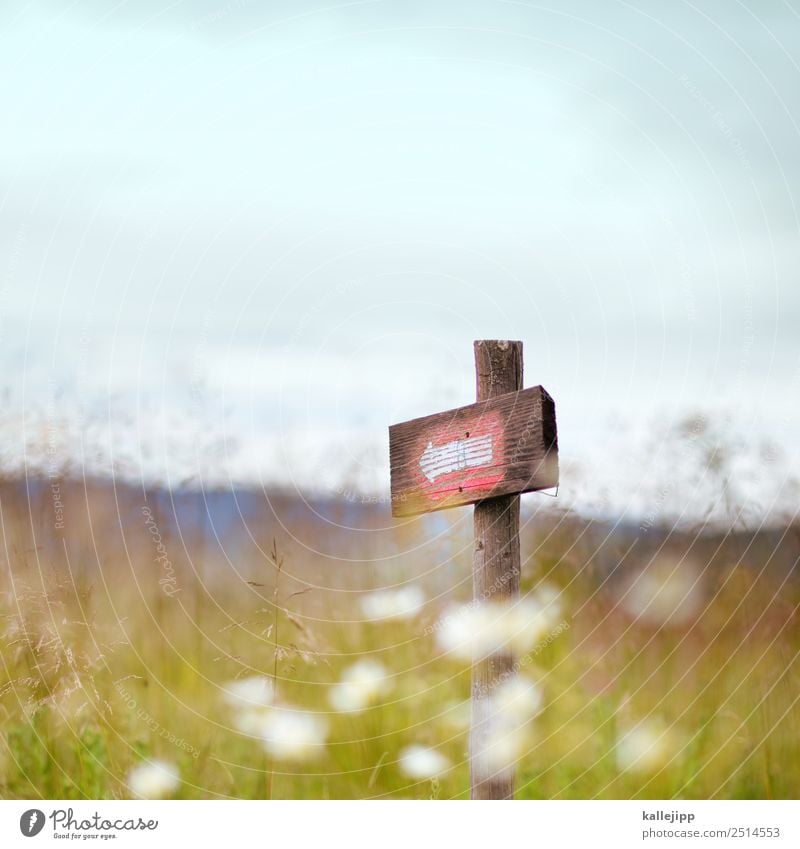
left=419, top=432, right=494, bottom=482
left=389, top=385, right=558, bottom=518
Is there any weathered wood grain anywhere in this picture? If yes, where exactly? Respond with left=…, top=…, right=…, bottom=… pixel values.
left=388, top=384, right=558, bottom=518
left=470, top=339, right=522, bottom=801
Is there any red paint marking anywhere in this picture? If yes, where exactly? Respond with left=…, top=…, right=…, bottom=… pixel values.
left=414, top=411, right=506, bottom=502
left=427, top=471, right=507, bottom=502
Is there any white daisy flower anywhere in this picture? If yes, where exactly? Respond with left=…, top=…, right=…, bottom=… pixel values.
left=436, top=593, right=562, bottom=660
left=472, top=677, right=542, bottom=777
left=258, top=707, right=328, bottom=761
left=232, top=708, right=269, bottom=735
left=482, top=724, right=531, bottom=775
left=221, top=676, right=275, bottom=709
left=435, top=603, right=499, bottom=659
left=615, top=719, right=674, bottom=772
left=399, top=745, right=450, bottom=779
left=127, top=759, right=180, bottom=799
left=621, top=559, right=703, bottom=626
left=507, top=592, right=563, bottom=654
left=491, top=676, right=544, bottom=722
left=360, top=585, right=426, bottom=621
left=329, top=660, right=391, bottom=712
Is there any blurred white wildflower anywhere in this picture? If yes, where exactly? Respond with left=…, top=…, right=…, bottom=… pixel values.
left=258, top=706, right=328, bottom=761
left=329, top=660, right=391, bottom=712
left=127, top=759, right=180, bottom=799
left=221, top=676, right=275, bottom=709
left=491, top=676, right=543, bottom=722
left=475, top=676, right=544, bottom=775
left=615, top=719, right=674, bottom=772
left=232, top=708, right=268, bottom=735
left=360, top=585, right=426, bottom=621
left=621, top=558, right=703, bottom=626
left=399, top=745, right=450, bottom=779
left=436, top=589, right=562, bottom=660
left=483, top=724, right=531, bottom=775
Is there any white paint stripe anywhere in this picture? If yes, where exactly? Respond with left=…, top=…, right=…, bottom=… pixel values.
left=419, top=434, right=493, bottom=482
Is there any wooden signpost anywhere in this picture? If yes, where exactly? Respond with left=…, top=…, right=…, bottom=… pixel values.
left=389, top=340, right=558, bottom=799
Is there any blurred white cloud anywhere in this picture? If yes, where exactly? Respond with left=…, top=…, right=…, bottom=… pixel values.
left=1, top=1, right=798, bottom=522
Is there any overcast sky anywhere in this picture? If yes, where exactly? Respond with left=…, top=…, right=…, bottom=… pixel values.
left=1, top=1, right=798, bottom=521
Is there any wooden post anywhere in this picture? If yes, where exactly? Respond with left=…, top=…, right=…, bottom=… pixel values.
left=389, top=339, right=557, bottom=798
left=470, top=340, right=523, bottom=800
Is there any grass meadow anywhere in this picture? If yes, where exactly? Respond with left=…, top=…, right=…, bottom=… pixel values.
left=1, top=456, right=799, bottom=801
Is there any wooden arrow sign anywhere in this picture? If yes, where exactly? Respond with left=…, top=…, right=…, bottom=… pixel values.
left=389, top=385, right=558, bottom=517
